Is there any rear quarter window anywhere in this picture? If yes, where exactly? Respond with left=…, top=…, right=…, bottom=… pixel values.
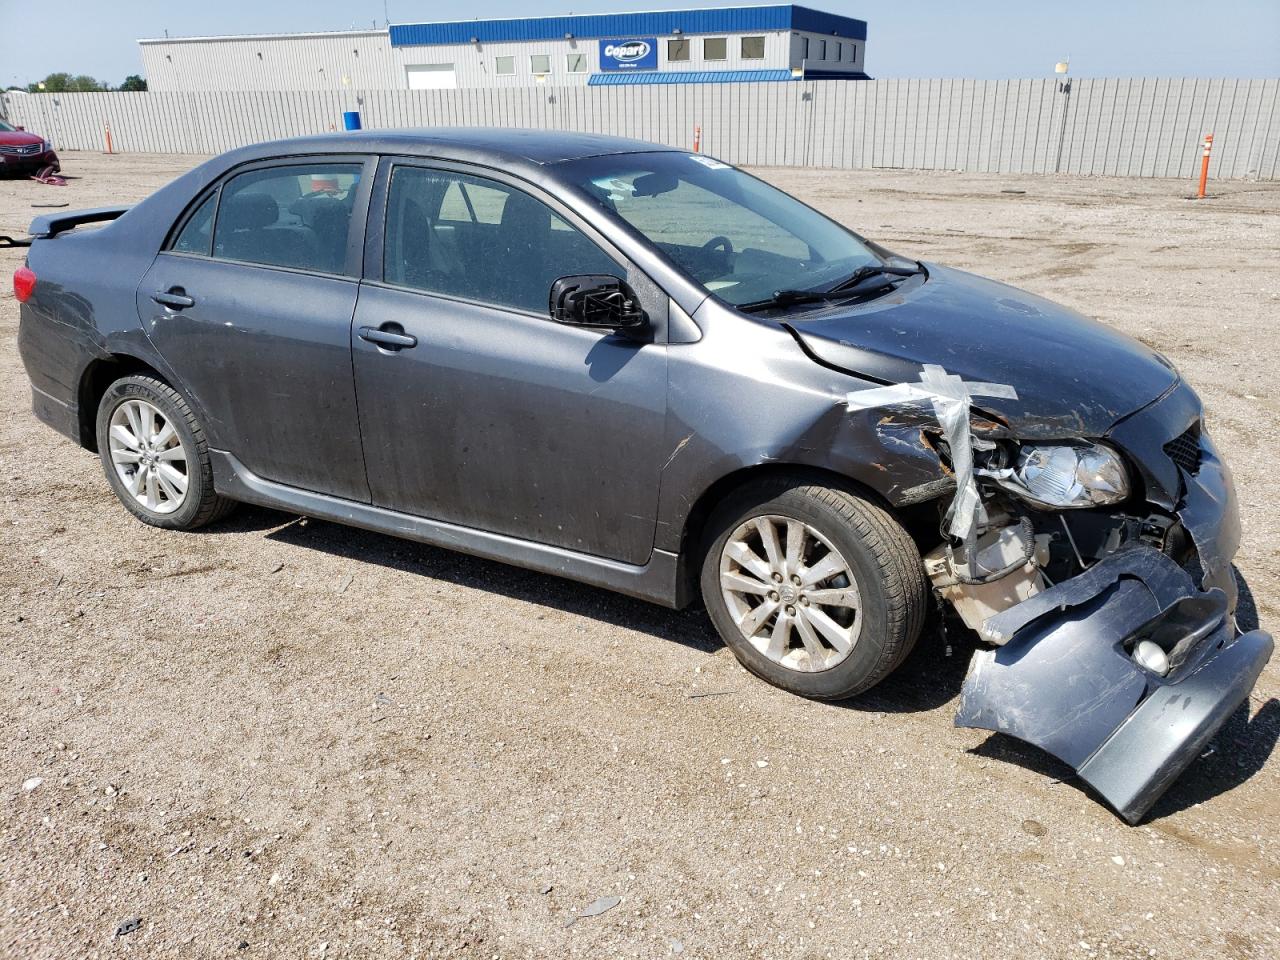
left=171, top=191, right=217, bottom=256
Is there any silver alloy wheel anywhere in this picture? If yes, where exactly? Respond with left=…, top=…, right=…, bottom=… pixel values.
left=719, top=514, right=863, bottom=673
left=107, top=398, right=189, bottom=515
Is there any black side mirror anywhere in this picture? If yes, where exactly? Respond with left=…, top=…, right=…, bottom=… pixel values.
left=549, top=275, right=647, bottom=336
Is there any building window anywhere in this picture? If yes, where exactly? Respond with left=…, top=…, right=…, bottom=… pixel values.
left=565, top=52, right=587, bottom=73
left=530, top=54, right=551, bottom=75
left=814, top=39, right=826, bottom=61
left=799, top=37, right=809, bottom=61
left=494, top=56, right=515, bottom=76
left=703, top=37, right=727, bottom=61
left=667, top=38, right=690, bottom=62
left=846, top=44, right=857, bottom=63
left=741, top=36, right=765, bottom=60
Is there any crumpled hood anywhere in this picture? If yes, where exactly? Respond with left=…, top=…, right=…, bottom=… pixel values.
left=789, top=264, right=1178, bottom=438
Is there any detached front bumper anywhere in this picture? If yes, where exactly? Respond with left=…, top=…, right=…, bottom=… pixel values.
left=955, top=416, right=1272, bottom=824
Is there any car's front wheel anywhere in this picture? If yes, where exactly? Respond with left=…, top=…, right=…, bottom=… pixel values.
left=95, top=375, right=235, bottom=530
left=700, top=477, right=927, bottom=700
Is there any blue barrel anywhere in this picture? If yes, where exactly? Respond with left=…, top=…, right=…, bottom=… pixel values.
left=342, top=110, right=362, bottom=131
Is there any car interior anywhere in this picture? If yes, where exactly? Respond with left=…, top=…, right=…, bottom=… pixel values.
left=384, top=169, right=618, bottom=313
left=211, top=168, right=360, bottom=275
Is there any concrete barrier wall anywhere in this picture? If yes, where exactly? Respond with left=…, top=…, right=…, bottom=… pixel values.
left=4, top=77, right=1277, bottom=179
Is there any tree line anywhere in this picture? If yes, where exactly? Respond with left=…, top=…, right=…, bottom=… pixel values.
left=5, top=73, right=148, bottom=93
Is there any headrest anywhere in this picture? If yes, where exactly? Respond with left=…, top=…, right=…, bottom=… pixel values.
left=221, top=192, right=278, bottom=231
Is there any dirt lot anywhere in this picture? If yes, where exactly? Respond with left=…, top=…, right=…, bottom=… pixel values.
left=2, top=152, right=1278, bottom=960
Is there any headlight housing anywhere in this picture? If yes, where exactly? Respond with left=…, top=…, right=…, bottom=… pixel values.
left=992, top=442, right=1130, bottom=509
left=42, top=140, right=52, bottom=152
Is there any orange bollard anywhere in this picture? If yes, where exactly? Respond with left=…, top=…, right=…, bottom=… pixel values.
left=693, top=125, right=701, bottom=153
left=104, top=122, right=114, bottom=154
left=1197, top=133, right=1213, bottom=198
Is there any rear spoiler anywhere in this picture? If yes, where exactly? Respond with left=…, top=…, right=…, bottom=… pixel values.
left=0, top=205, right=131, bottom=248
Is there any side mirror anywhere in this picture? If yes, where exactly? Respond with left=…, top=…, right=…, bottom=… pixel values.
left=549, top=275, right=647, bottom=336
left=15, top=126, right=24, bottom=131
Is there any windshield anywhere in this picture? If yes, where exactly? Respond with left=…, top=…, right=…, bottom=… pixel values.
left=0, top=121, right=15, bottom=132
left=561, top=152, right=881, bottom=307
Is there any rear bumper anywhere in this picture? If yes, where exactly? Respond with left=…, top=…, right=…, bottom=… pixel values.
left=956, top=431, right=1272, bottom=824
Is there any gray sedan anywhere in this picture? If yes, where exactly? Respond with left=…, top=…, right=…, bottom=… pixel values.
left=10, top=129, right=1270, bottom=823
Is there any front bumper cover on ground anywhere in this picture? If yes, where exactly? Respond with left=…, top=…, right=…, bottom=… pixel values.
left=955, top=429, right=1273, bottom=824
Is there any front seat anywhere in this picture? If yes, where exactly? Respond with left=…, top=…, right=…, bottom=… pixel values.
left=495, top=191, right=552, bottom=311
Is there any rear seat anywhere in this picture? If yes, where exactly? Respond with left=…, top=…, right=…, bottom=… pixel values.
left=217, top=192, right=322, bottom=271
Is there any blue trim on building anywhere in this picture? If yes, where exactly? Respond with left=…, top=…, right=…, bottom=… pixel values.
left=588, top=69, right=795, bottom=86
left=390, top=5, right=867, bottom=47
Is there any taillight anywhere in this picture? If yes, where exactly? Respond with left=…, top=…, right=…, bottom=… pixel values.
left=13, top=266, right=36, bottom=303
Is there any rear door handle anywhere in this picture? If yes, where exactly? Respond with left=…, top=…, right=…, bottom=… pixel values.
left=152, top=289, right=195, bottom=309
left=359, top=325, right=417, bottom=350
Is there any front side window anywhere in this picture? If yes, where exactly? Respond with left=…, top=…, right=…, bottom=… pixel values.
left=531, top=54, right=551, bottom=75
left=384, top=167, right=619, bottom=314
left=212, top=163, right=362, bottom=274
left=171, top=190, right=218, bottom=256
left=668, top=38, right=690, bottom=62
left=741, top=36, right=765, bottom=60
left=703, top=37, right=727, bottom=61
left=494, top=56, right=515, bottom=75
left=567, top=152, right=879, bottom=308
left=566, top=52, right=587, bottom=73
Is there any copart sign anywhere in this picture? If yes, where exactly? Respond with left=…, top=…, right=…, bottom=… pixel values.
left=599, top=38, right=658, bottom=71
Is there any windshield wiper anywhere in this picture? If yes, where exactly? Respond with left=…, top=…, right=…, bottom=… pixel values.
left=738, top=262, right=924, bottom=313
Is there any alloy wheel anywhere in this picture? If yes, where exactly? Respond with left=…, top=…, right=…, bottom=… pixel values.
left=107, top=398, right=189, bottom=515
left=719, top=514, right=863, bottom=673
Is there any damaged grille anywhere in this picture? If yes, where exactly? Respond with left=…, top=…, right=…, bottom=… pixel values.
left=1163, top=427, right=1202, bottom=475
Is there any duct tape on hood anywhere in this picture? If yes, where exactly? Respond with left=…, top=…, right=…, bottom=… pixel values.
left=846, top=364, right=1018, bottom=542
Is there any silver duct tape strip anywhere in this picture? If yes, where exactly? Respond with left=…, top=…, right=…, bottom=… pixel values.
left=847, top=364, right=1018, bottom=542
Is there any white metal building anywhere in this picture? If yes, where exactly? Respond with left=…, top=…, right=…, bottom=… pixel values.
left=138, top=5, right=869, bottom=93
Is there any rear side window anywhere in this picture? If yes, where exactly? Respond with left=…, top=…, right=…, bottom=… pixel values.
left=212, top=164, right=362, bottom=274
left=383, top=167, right=619, bottom=314
left=171, top=191, right=217, bottom=256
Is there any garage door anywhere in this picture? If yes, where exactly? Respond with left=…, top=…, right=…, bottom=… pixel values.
left=405, top=64, right=457, bottom=90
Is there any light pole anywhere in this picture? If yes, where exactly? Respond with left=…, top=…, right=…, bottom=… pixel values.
left=1053, top=58, right=1072, bottom=174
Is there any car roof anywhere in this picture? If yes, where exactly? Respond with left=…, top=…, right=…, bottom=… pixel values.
left=243, top=127, right=678, bottom=167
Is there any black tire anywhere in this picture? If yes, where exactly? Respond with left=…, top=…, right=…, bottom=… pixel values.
left=700, top=476, right=927, bottom=700
left=95, top=375, right=236, bottom=530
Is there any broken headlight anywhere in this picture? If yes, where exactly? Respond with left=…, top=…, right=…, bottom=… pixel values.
left=991, top=443, right=1130, bottom=510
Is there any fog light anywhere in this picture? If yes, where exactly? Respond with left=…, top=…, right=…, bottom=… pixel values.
left=1133, top=639, right=1170, bottom=676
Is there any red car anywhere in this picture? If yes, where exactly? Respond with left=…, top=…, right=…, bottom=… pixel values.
left=0, top=120, right=59, bottom=177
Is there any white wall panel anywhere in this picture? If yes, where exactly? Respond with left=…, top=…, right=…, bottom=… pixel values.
left=4, top=78, right=1276, bottom=180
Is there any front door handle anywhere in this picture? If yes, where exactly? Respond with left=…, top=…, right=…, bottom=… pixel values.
left=152, top=289, right=195, bottom=309
left=359, top=325, right=417, bottom=350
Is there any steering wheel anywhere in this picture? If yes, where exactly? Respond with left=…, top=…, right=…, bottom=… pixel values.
left=701, top=235, right=734, bottom=258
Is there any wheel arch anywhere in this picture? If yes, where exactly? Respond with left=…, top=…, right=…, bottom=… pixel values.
left=76, top=353, right=172, bottom=452
left=675, top=462, right=931, bottom=605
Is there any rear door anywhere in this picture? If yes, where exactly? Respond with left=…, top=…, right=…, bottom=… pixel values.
left=137, top=157, right=374, bottom=501
left=350, top=158, right=669, bottom=564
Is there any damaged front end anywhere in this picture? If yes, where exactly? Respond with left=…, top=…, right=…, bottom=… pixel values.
left=914, top=375, right=1272, bottom=824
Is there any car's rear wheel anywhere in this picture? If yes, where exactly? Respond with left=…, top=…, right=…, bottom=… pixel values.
left=700, top=477, right=927, bottom=700
left=95, top=375, right=235, bottom=530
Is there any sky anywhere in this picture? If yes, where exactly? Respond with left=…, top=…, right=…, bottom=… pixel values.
left=1, top=0, right=1277, bottom=88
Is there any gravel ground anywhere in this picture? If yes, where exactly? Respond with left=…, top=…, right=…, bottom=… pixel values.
left=1, top=152, right=1278, bottom=960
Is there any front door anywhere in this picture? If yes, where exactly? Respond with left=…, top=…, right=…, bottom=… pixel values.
left=351, top=161, right=668, bottom=564
left=137, top=159, right=373, bottom=502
